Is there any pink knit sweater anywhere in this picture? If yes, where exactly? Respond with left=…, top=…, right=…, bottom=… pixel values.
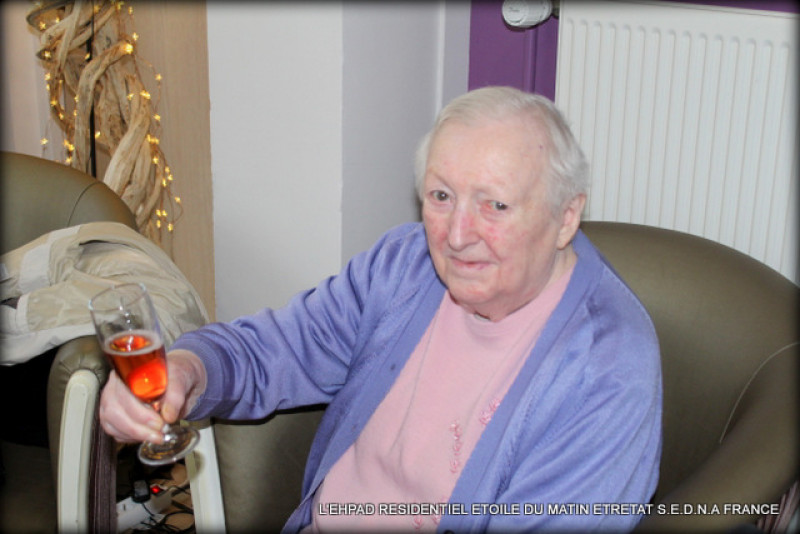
left=307, top=267, right=573, bottom=532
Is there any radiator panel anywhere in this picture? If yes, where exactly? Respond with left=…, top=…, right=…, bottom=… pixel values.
left=555, top=1, right=797, bottom=282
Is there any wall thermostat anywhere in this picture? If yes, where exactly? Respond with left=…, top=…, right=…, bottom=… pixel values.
left=502, top=0, right=554, bottom=28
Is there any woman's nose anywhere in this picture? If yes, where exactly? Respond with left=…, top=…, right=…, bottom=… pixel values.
left=447, top=207, right=478, bottom=250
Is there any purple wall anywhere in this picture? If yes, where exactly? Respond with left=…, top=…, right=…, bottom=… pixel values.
left=468, top=0, right=798, bottom=98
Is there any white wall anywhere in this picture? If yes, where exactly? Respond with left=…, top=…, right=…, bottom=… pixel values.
left=341, top=2, right=470, bottom=262
left=207, top=2, right=470, bottom=320
left=207, top=3, right=345, bottom=320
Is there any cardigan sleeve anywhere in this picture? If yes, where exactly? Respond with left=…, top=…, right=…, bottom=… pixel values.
left=173, top=223, right=431, bottom=421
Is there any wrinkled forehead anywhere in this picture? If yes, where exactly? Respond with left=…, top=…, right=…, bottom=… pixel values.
left=425, top=117, right=552, bottom=195
left=430, top=114, right=552, bottom=169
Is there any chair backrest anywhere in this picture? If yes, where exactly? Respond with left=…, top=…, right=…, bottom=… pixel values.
left=581, top=221, right=798, bottom=509
left=0, top=151, right=136, bottom=254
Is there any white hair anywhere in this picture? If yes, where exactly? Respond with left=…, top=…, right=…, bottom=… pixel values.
left=414, top=86, right=589, bottom=214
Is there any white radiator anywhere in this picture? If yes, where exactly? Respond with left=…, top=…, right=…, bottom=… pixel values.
left=555, top=0, right=798, bottom=283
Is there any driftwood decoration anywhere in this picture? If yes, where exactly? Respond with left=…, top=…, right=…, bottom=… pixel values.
left=27, top=0, right=181, bottom=246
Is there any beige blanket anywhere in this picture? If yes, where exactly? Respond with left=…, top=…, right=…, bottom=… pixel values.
left=1, top=222, right=209, bottom=365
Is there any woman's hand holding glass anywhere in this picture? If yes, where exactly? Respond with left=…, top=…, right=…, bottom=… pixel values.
left=99, top=348, right=206, bottom=446
left=91, top=283, right=206, bottom=465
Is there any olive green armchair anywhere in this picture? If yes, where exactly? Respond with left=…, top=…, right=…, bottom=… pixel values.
left=582, top=222, right=798, bottom=532
left=186, top=221, right=798, bottom=533
left=1, top=151, right=136, bottom=533
left=1, top=151, right=208, bottom=534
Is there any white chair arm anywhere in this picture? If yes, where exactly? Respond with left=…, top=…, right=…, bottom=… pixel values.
left=186, top=421, right=226, bottom=533
left=57, top=369, right=99, bottom=533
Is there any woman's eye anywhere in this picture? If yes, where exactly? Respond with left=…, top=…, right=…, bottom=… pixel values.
left=489, top=200, right=508, bottom=211
left=430, top=190, right=450, bottom=202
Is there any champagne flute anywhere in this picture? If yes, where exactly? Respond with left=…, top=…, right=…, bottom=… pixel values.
left=89, top=282, right=199, bottom=466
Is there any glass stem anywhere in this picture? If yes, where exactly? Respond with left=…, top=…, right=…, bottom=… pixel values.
left=162, top=422, right=177, bottom=442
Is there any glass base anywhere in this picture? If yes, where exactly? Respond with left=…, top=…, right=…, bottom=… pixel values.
left=138, top=424, right=199, bottom=466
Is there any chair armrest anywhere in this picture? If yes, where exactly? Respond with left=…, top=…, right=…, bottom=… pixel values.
left=46, top=335, right=115, bottom=533
left=185, top=421, right=227, bottom=534
left=56, top=369, right=100, bottom=532
left=47, top=335, right=111, bottom=468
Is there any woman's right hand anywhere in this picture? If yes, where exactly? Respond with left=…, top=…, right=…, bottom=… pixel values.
left=98, top=349, right=207, bottom=444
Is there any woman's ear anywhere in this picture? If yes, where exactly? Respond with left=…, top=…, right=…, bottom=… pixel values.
left=556, top=194, right=586, bottom=249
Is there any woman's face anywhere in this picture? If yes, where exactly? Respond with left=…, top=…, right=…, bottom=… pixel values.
left=421, top=118, right=583, bottom=321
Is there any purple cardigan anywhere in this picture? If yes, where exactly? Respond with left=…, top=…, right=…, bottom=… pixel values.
left=174, top=223, right=662, bottom=533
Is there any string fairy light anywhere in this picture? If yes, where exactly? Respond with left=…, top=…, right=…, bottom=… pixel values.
left=26, top=0, right=183, bottom=248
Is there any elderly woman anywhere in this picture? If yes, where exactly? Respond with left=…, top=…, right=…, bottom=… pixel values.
left=100, top=87, right=662, bottom=532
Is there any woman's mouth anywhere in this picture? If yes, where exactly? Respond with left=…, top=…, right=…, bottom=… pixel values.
left=450, top=257, right=489, bottom=271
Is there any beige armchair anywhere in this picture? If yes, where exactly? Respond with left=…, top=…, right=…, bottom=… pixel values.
left=186, top=221, right=798, bottom=533
left=1, top=151, right=208, bottom=533
left=1, top=151, right=136, bottom=533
